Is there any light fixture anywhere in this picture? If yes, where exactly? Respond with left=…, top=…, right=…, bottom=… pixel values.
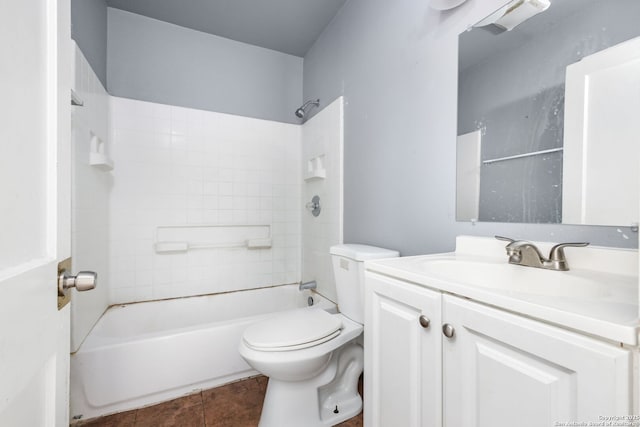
left=475, top=0, right=551, bottom=31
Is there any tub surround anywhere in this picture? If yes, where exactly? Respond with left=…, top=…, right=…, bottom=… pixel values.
left=108, top=97, right=302, bottom=304
left=107, top=94, right=346, bottom=306
left=301, top=97, right=344, bottom=302
left=71, top=41, right=111, bottom=352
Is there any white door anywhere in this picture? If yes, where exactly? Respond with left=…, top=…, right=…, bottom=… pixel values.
left=0, top=1, right=72, bottom=426
left=364, top=272, right=442, bottom=427
left=562, top=36, right=640, bottom=226
left=443, top=295, right=631, bottom=427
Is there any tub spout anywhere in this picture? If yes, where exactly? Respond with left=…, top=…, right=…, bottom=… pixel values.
left=299, top=280, right=317, bottom=291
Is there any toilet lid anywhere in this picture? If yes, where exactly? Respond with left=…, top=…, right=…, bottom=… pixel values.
left=243, top=309, right=342, bottom=351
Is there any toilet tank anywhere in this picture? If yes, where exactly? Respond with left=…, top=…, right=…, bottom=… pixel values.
left=330, top=244, right=399, bottom=324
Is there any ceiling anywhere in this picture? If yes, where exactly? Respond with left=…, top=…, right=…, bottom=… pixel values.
left=106, top=0, right=347, bottom=57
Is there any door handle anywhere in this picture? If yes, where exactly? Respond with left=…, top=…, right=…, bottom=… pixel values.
left=58, top=270, right=97, bottom=294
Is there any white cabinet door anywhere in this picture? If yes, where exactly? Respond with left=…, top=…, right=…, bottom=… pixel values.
left=364, top=272, right=442, bottom=427
left=0, top=1, right=71, bottom=426
left=443, top=295, right=632, bottom=427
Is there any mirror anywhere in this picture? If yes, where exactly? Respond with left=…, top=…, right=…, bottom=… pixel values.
left=457, top=0, right=640, bottom=226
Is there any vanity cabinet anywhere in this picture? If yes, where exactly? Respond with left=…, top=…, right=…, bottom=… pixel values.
left=364, top=273, right=442, bottom=427
left=364, top=272, right=633, bottom=427
left=443, top=294, right=631, bottom=427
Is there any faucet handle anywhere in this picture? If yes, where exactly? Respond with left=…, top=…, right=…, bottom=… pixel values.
left=547, top=242, right=589, bottom=270
left=495, top=236, right=525, bottom=262
left=548, top=242, right=590, bottom=261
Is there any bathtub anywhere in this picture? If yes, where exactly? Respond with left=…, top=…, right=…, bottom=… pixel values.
left=70, top=284, right=336, bottom=421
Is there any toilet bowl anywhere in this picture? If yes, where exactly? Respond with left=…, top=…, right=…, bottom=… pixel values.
left=239, top=244, right=399, bottom=427
left=239, top=309, right=364, bottom=426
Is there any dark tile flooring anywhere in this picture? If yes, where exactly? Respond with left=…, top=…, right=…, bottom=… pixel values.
left=73, top=375, right=363, bottom=427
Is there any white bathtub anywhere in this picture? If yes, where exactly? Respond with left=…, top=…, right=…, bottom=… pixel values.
left=70, top=284, right=336, bottom=421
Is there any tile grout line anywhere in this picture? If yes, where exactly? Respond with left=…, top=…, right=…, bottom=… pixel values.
left=200, top=390, right=207, bottom=427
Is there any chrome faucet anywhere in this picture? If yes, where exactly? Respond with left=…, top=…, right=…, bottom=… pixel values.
left=495, top=236, right=589, bottom=271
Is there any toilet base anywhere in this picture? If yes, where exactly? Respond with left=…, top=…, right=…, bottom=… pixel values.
left=257, top=342, right=363, bottom=427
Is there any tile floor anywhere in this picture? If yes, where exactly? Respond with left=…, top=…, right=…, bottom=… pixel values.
left=73, top=375, right=363, bottom=427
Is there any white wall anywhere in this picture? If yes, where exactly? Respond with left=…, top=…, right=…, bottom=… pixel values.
left=301, top=97, right=344, bottom=302
left=108, top=98, right=301, bottom=303
left=70, top=42, right=111, bottom=351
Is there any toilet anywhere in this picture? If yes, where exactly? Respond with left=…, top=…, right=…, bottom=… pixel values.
left=239, top=244, right=399, bottom=427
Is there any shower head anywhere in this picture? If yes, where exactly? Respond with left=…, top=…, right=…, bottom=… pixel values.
left=295, top=99, right=320, bottom=119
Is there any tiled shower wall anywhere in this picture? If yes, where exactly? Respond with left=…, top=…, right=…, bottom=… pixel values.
left=108, top=98, right=301, bottom=303
left=71, top=42, right=111, bottom=351
left=302, top=98, right=344, bottom=302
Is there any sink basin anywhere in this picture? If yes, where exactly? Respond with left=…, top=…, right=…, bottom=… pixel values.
left=412, top=258, right=613, bottom=299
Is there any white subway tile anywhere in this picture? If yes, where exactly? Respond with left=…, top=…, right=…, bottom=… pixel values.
left=219, top=168, right=234, bottom=182
left=171, top=106, right=189, bottom=122
left=112, top=287, right=138, bottom=304
left=109, top=98, right=303, bottom=303
left=135, top=270, right=153, bottom=287
left=203, top=210, right=220, bottom=224
left=231, top=210, right=248, bottom=224
left=186, top=210, right=204, bottom=224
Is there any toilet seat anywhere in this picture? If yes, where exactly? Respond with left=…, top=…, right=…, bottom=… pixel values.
left=243, top=309, right=343, bottom=352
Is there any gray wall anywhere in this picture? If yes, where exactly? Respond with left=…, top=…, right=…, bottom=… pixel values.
left=303, top=0, right=638, bottom=254
left=107, top=8, right=303, bottom=124
left=458, top=0, right=640, bottom=224
left=71, top=0, right=108, bottom=87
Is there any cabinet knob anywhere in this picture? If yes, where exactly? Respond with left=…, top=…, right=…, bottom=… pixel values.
left=419, top=315, right=430, bottom=329
left=442, top=323, right=455, bottom=338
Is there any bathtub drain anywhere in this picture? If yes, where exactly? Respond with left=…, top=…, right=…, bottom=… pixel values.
left=308, top=296, right=314, bottom=306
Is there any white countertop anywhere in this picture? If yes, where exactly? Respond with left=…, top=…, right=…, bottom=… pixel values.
left=365, top=236, right=639, bottom=345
